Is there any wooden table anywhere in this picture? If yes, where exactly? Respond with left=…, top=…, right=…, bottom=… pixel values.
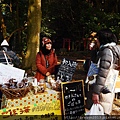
left=0, top=89, right=62, bottom=119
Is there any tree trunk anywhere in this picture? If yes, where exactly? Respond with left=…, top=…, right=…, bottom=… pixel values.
left=23, top=0, right=41, bottom=71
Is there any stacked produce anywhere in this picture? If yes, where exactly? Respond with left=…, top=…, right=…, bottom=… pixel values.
left=0, top=74, right=62, bottom=99
left=0, top=78, right=33, bottom=99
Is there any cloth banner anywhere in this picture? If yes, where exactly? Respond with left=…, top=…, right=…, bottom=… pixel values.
left=0, top=63, right=25, bottom=84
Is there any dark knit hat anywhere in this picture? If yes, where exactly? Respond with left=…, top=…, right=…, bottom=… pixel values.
left=42, top=37, right=52, bottom=46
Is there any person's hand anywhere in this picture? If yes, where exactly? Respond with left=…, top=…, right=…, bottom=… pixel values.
left=92, top=93, right=100, bottom=104
left=46, top=72, right=50, bottom=76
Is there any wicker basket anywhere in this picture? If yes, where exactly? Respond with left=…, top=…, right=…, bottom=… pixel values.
left=0, top=86, right=32, bottom=99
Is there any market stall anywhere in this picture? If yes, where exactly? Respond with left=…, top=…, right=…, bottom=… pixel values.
left=1, top=88, right=61, bottom=108
left=0, top=58, right=86, bottom=120
left=0, top=76, right=62, bottom=120
left=0, top=89, right=62, bottom=120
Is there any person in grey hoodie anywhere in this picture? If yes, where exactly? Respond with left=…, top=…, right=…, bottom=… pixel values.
left=86, top=28, right=120, bottom=113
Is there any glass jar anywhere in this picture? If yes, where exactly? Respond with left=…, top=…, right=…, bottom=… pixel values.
left=38, top=79, right=46, bottom=90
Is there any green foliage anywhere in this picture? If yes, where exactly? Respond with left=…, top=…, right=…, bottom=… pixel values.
left=41, top=0, right=120, bottom=41
left=1, top=0, right=28, bottom=33
left=1, top=0, right=120, bottom=54
left=0, top=0, right=28, bottom=53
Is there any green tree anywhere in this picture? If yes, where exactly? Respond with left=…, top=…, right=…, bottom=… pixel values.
left=42, top=0, right=120, bottom=37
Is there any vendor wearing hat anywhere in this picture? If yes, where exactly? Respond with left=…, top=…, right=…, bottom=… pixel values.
left=0, top=39, right=21, bottom=67
left=35, top=37, right=58, bottom=82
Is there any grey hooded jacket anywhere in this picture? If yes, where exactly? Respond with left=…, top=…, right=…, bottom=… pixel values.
left=93, top=45, right=120, bottom=94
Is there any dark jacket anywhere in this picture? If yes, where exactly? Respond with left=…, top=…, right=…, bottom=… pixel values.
left=0, top=47, right=21, bottom=67
left=93, top=45, right=120, bottom=94
left=35, top=49, right=58, bottom=82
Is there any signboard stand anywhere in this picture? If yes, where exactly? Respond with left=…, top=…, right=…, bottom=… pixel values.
left=56, top=58, right=78, bottom=82
left=61, top=80, right=85, bottom=120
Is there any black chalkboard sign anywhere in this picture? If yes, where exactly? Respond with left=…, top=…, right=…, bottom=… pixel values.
left=61, top=80, right=85, bottom=120
left=56, top=58, right=78, bottom=82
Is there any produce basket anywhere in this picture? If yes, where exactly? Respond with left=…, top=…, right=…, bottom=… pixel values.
left=0, top=86, right=33, bottom=99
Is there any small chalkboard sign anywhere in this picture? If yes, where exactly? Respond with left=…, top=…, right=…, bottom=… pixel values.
left=61, top=80, right=85, bottom=120
left=56, top=58, right=78, bottom=82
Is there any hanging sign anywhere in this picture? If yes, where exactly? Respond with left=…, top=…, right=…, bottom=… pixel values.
left=56, top=58, right=77, bottom=82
